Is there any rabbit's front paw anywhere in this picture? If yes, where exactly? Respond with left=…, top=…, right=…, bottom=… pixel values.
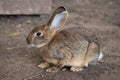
left=38, top=62, right=49, bottom=68
left=70, top=66, right=83, bottom=72
left=46, top=67, right=59, bottom=73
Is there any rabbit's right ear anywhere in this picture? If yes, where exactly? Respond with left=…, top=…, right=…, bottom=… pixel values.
left=47, top=6, right=69, bottom=32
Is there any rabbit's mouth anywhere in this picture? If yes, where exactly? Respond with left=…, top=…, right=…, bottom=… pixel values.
left=30, top=43, right=46, bottom=48
left=32, top=38, right=47, bottom=48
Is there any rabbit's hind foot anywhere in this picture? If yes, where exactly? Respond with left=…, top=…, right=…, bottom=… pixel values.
left=70, top=62, right=88, bottom=72
left=70, top=66, right=83, bottom=72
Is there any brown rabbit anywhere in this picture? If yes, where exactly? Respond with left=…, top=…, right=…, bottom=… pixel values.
left=26, top=6, right=103, bottom=73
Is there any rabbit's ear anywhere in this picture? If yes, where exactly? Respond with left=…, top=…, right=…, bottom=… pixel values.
left=47, top=6, right=69, bottom=32
left=50, top=11, right=68, bottom=31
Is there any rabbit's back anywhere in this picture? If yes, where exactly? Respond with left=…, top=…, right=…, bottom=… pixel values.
left=54, top=27, right=88, bottom=50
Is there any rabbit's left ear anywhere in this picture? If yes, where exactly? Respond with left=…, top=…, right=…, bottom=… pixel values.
left=47, top=7, right=69, bottom=32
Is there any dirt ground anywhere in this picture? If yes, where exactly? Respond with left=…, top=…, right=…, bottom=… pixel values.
left=0, top=0, right=120, bottom=80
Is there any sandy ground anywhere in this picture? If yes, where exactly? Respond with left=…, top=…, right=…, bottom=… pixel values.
left=0, top=0, right=120, bottom=80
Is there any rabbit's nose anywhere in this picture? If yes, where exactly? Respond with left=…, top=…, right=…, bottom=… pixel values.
left=26, top=35, right=33, bottom=45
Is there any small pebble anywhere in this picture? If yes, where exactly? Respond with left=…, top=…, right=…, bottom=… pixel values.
left=25, top=54, right=28, bottom=57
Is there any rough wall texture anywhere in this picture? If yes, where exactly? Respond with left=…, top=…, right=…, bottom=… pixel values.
left=0, top=0, right=51, bottom=15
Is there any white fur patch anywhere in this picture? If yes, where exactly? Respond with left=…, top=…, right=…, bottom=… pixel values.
left=98, top=52, right=104, bottom=61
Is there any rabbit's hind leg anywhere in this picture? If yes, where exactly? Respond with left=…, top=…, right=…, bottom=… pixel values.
left=70, top=62, right=87, bottom=72
left=70, top=66, right=83, bottom=72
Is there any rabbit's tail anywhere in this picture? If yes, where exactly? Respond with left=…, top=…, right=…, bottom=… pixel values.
left=89, top=51, right=104, bottom=65
left=98, top=51, right=104, bottom=61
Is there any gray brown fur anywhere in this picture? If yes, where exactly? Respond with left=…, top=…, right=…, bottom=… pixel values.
left=26, top=6, right=103, bottom=73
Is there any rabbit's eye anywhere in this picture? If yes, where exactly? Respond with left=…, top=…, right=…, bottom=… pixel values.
left=36, top=32, right=43, bottom=37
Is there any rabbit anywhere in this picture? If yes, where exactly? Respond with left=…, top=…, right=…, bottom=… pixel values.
left=26, top=6, right=103, bottom=73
